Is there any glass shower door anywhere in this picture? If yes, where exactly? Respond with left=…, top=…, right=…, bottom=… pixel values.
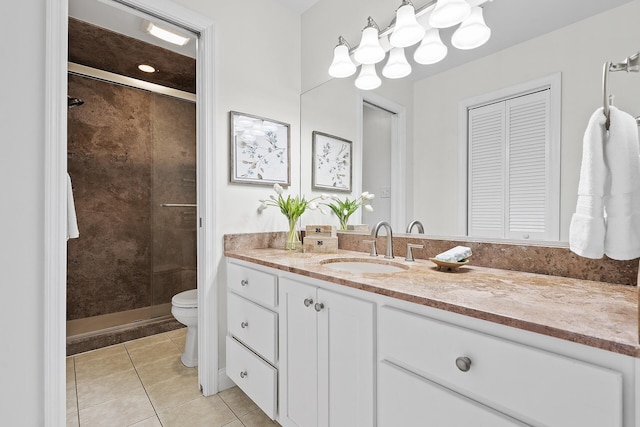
left=150, top=93, right=197, bottom=317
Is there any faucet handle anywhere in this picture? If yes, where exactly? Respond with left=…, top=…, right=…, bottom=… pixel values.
left=363, top=239, right=378, bottom=257
left=405, top=243, right=424, bottom=262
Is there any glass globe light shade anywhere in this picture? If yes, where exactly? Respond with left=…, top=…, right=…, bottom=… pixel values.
left=240, top=132, right=256, bottom=143
left=429, top=0, right=471, bottom=28
left=328, top=44, right=356, bottom=78
left=451, top=6, right=491, bottom=50
left=262, top=121, right=279, bottom=132
left=389, top=2, right=425, bottom=48
left=250, top=124, right=266, bottom=137
left=235, top=118, right=253, bottom=129
left=354, top=26, right=386, bottom=65
left=383, top=48, right=412, bottom=79
left=414, top=28, right=448, bottom=64
left=355, top=64, right=382, bottom=90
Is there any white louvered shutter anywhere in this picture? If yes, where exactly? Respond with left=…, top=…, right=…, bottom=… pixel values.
left=468, top=101, right=505, bottom=238
left=506, top=90, right=550, bottom=240
left=468, top=89, right=553, bottom=240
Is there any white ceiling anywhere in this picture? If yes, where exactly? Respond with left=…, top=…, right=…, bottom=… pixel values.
left=277, top=0, right=319, bottom=14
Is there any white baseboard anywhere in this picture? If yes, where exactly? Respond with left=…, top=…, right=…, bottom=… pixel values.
left=217, top=368, right=236, bottom=392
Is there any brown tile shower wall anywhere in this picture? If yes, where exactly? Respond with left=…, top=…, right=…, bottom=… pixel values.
left=67, top=74, right=196, bottom=320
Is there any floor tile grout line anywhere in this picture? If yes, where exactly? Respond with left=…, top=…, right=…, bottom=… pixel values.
left=72, top=357, right=81, bottom=426
left=123, top=330, right=203, bottom=425
left=218, top=395, right=244, bottom=421
left=123, top=340, right=163, bottom=423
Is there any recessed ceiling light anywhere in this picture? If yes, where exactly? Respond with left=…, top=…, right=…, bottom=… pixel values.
left=138, top=64, right=156, bottom=73
left=146, top=22, right=190, bottom=46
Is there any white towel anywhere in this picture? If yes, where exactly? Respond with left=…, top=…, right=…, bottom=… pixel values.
left=67, top=173, right=79, bottom=240
left=569, top=106, right=640, bottom=260
left=435, top=246, right=472, bottom=262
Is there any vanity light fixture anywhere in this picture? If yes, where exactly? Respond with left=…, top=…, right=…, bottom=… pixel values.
left=429, top=0, right=471, bottom=28
left=146, top=22, right=190, bottom=46
left=262, top=121, right=279, bottom=132
left=354, top=17, right=386, bottom=65
left=451, top=6, right=491, bottom=50
left=137, top=64, right=156, bottom=73
left=383, top=47, right=412, bottom=79
left=389, top=0, right=425, bottom=48
left=329, top=0, right=492, bottom=90
left=328, top=36, right=357, bottom=78
left=414, top=24, right=448, bottom=64
left=355, top=64, right=382, bottom=90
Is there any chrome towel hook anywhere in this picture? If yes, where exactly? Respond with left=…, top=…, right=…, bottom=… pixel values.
left=602, top=51, right=640, bottom=131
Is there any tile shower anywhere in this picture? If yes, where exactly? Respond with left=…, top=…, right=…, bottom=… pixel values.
left=66, top=73, right=196, bottom=355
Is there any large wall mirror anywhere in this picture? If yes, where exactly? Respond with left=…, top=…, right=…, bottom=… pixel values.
left=300, top=0, right=640, bottom=242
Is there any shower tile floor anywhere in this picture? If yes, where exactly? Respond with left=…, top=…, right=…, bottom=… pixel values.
left=66, top=328, right=278, bottom=427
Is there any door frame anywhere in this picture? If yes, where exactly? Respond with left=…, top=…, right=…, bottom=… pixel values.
left=44, top=0, right=217, bottom=424
left=356, top=91, right=407, bottom=231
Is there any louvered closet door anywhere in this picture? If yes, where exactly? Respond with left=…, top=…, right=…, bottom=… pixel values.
left=505, top=90, right=550, bottom=240
left=468, top=101, right=505, bottom=238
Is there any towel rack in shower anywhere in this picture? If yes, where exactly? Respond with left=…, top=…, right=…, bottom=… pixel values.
left=602, top=51, right=640, bottom=130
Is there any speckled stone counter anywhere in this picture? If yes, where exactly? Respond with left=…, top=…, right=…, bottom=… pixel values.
left=225, top=248, right=639, bottom=358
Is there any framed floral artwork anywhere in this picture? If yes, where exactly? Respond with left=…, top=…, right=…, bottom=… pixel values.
left=312, top=131, right=352, bottom=192
left=229, top=111, right=290, bottom=186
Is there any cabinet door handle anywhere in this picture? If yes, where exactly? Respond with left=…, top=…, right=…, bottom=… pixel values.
left=314, top=302, right=324, bottom=312
left=455, top=356, right=472, bottom=372
left=240, top=370, right=247, bottom=378
left=240, top=279, right=248, bottom=287
left=240, top=321, right=249, bottom=329
left=304, top=298, right=314, bottom=307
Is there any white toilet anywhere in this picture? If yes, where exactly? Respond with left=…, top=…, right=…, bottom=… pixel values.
left=171, top=289, right=198, bottom=367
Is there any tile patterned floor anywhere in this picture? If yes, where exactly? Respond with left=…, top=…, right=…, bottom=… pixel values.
left=66, top=328, right=278, bottom=427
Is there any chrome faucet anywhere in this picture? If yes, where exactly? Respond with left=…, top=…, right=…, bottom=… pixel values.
left=406, top=220, right=424, bottom=234
left=371, top=221, right=394, bottom=259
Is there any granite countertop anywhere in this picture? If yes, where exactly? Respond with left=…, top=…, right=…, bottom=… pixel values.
left=225, top=248, right=640, bottom=358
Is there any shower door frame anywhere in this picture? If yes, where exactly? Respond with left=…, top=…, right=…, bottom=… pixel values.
left=44, top=0, right=218, bottom=425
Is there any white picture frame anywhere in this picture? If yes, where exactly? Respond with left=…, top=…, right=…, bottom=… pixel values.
left=312, top=131, right=352, bottom=192
left=230, top=111, right=290, bottom=186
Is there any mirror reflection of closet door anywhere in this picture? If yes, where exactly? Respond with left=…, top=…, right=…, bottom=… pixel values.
left=362, top=102, right=393, bottom=227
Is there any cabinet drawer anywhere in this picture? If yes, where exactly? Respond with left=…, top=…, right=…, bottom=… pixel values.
left=379, top=306, right=623, bottom=427
left=228, top=262, right=277, bottom=308
left=379, top=361, right=523, bottom=427
left=228, top=292, right=277, bottom=364
left=226, top=336, right=277, bottom=419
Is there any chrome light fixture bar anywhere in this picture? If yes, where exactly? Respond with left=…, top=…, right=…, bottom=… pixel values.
left=328, top=0, right=493, bottom=88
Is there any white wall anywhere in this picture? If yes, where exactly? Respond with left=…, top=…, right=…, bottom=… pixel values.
left=0, top=0, right=46, bottom=424
left=413, top=0, right=640, bottom=240
left=0, top=0, right=300, bottom=421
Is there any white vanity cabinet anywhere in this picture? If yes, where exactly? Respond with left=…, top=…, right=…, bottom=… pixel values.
left=226, top=261, right=279, bottom=419
left=378, top=304, right=625, bottom=427
left=278, top=275, right=375, bottom=427
left=225, top=255, right=638, bottom=427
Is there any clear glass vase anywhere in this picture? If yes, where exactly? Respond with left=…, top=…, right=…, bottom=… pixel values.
left=285, top=217, right=301, bottom=251
left=338, top=216, right=350, bottom=231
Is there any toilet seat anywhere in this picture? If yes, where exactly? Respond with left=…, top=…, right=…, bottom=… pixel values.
left=172, top=289, right=197, bottom=308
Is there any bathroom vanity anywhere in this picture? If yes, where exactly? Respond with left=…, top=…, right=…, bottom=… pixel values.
left=224, top=248, right=640, bottom=427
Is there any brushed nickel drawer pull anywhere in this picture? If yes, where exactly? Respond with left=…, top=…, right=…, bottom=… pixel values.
left=455, top=356, right=472, bottom=372
left=240, top=370, right=247, bottom=378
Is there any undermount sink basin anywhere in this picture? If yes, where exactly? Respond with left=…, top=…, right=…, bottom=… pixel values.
left=320, top=258, right=409, bottom=274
